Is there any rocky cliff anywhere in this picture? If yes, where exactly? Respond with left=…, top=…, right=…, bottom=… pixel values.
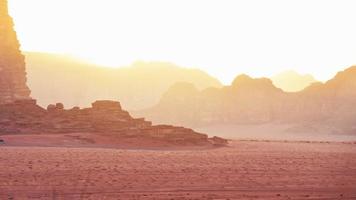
left=0, top=0, right=31, bottom=103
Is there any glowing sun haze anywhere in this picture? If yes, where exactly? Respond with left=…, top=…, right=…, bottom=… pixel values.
left=9, top=0, right=356, bottom=84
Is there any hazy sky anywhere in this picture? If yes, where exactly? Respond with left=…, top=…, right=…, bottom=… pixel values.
left=9, top=0, right=356, bottom=84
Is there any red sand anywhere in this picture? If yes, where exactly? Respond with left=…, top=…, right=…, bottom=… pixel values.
left=0, top=133, right=216, bottom=150
left=1, top=140, right=356, bottom=199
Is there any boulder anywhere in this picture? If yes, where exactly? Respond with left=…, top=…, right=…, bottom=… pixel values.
left=55, top=103, right=64, bottom=110
left=47, top=104, right=56, bottom=112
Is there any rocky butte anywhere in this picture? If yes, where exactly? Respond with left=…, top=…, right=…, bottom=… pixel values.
left=0, top=0, right=31, bottom=103
left=0, top=0, right=227, bottom=147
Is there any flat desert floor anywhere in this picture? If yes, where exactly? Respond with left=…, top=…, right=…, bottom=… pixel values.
left=1, top=140, right=356, bottom=199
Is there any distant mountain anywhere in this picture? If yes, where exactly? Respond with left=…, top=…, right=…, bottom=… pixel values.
left=25, top=52, right=222, bottom=110
left=271, top=70, right=318, bottom=92
left=138, top=66, right=356, bottom=138
left=139, top=74, right=284, bottom=127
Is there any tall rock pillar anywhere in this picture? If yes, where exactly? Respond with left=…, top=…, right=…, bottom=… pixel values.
left=0, top=0, right=31, bottom=103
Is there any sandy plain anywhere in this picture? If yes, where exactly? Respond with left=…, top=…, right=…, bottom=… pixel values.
left=0, top=138, right=356, bottom=200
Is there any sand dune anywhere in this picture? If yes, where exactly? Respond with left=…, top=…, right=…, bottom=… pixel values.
left=1, top=140, right=355, bottom=199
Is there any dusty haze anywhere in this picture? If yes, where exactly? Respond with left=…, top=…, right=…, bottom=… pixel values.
left=25, top=52, right=221, bottom=110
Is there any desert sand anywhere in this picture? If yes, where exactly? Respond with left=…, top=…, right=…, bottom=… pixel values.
left=1, top=139, right=356, bottom=199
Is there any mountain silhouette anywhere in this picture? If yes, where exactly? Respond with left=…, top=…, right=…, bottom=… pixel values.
left=25, top=52, right=222, bottom=110
left=138, top=66, right=356, bottom=137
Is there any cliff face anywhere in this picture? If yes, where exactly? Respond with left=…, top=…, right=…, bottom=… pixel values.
left=140, top=66, right=356, bottom=135
left=0, top=0, right=31, bottom=103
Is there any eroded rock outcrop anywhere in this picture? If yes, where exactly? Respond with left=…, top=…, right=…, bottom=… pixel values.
left=0, top=100, right=228, bottom=146
left=0, top=0, right=31, bottom=103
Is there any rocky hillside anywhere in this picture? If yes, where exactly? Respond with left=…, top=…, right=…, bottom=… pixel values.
left=0, top=100, right=227, bottom=147
left=25, top=52, right=222, bottom=110
left=139, top=66, right=356, bottom=136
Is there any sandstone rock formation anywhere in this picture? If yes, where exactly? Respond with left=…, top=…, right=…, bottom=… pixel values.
left=0, top=100, right=228, bottom=146
left=0, top=0, right=31, bottom=103
left=139, top=66, right=356, bottom=135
